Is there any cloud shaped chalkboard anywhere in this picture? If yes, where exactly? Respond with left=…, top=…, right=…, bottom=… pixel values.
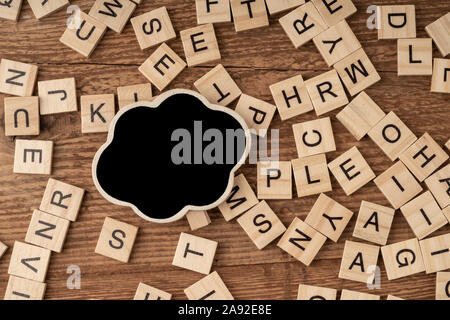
left=92, top=89, right=250, bottom=223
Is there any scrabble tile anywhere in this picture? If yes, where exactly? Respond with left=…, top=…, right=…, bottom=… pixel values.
left=297, top=284, right=337, bottom=300
left=399, top=133, right=449, bottom=182
left=277, top=217, right=327, bottom=266
left=353, top=201, right=395, bottom=246
left=0, top=59, right=38, bottom=97
left=8, top=241, right=51, bottom=282
left=431, top=58, right=450, bottom=94
left=313, top=20, right=361, bottom=67
left=266, top=0, right=304, bottom=15
left=338, top=240, right=380, bottom=284
left=334, top=48, right=381, bottom=96
left=172, top=232, right=217, bottom=275
left=186, top=210, right=211, bottom=231
left=196, top=0, right=231, bottom=24
left=117, top=83, right=152, bottom=109
left=377, top=5, right=416, bottom=40
left=340, top=289, right=380, bottom=300
left=0, top=0, right=22, bottom=20
left=25, top=209, right=70, bottom=253
left=4, top=96, right=40, bottom=136
left=180, top=24, right=221, bottom=67
left=312, top=0, right=357, bottom=27
left=27, top=0, right=68, bottom=19
left=230, top=0, right=268, bottom=32
left=13, top=139, right=53, bottom=175
left=446, top=139, right=450, bottom=151
left=184, top=271, right=234, bottom=300
left=374, top=161, right=422, bottom=209
left=292, top=154, right=332, bottom=197
left=425, top=12, right=450, bottom=57
left=194, top=64, right=242, bottom=107
left=419, top=233, right=450, bottom=274
left=131, top=7, right=176, bottom=50
left=279, top=2, right=327, bottom=48
left=305, top=69, right=348, bottom=115
left=95, top=217, right=138, bottom=263
left=38, top=78, right=77, bottom=115
left=328, top=146, right=376, bottom=195
left=336, top=91, right=385, bottom=141
left=444, top=206, right=450, bottom=223
left=40, top=178, right=85, bottom=222
left=4, top=276, right=46, bottom=300
left=139, top=43, right=186, bottom=91
left=292, top=117, right=336, bottom=158
left=134, top=282, right=172, bottom=300
left=436, top=272, right=450, bottom=300
left=381, top=238, right=425, bottom=280
left=305, top=193, right=353, bottom=242
left=234, top=94, right=276, bottom=137
left=89, top=0, right=136, bottom=33
left=387, top=295, right=404, bottom=300
left=368, top=111, right=417, bottom=161
left=269, top=74, right=313, bottom=121
left=0, top=240, right=7, bottom=259
left=60, top=11, right=107, bottom=57
left=425, top=164, right=450, bottom=209
left=80, top=94, right=115, bottom=133
left=257, top=161, right=292, bottom=199
left=397, top=38, right=433, bottom=76
left=218, top=173, right=258, bottom=221
left=237, top=200, right=286, bottom=249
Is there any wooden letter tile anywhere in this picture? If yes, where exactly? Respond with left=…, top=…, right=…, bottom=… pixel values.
left=266, top=0, right=304, bottom=15
left=196, top=0, right=231, bottom=24
left=134, top=282, right=172, bottom=300
left=277, top=217, right=326, bottom=266
left=89, top=0, right=136, bottom=33
left=27, top=0, right=68, bottom=19
left=234, top=94, right=276, bottom=137
left=398, top=38, right=433, bottom=76
left=340, top=289, right=380, bottom=300
left=399, top=132, right=449, bottom=182
left=377, top=5, right=416, bottom=39
left=117, top=83, right=152, bottom=109
left=387, top=295, right=404, bottom=300
left=59, top=11, right=107, bottom=58
left=8, top=241, right=51, bottom=282
left=305, top=193, right=353, bottom=242
left=0, top=0, right=22, bottom=21
left=139, top=43, right=186, bottom=91
left=0, top=59, right=38, bottom=97
left=292, top=154, right=332, bottom=197
left=194, top=64, right=242, bottom=107
left=312, top=0, right=357, bottom=27
left=292, top=117, right=336, bottom=158
left=381, top=238, right=425, bottom=280
left=305, top=69, right=348, bottom=115
left=297, top=284, right=337, bottom=300
left=279, top=2, right=327, bottom=48
left=328, top=146, right=376, bottom=195
left=237, top=200, right=287, bottom=249
left=184, top=271, right=234, bottom=300
left=425, top=12, right=450, bottom=57
left=257, top=161, right=292, bottom=199
left=269, top=74, right=313, bottom=121
left=338, top=240, right=380, bottom=284
left=436, top=272, right=450, bottom=300
left=80, top=94, right=115, bottom=133
left=0, top=240, right=7, bottom=259
left=368, top=111, right=417, bottom=161
left=131, top=7, right=176, bottom=50
left=4, top=276, right=46, bottom=300
left=446, top=139, right=450, bottom=151
left=14, top=139, right=53, bottom=175
left=95, top=217, right=138, bottom=263
left=425, top=163, right=450, bottom=209
left=336, top=91, right=385, bottom=141
left=38, top=78, right=77, bottom=115
left=419, top=233, right=450, bottom=274
left=25, top=209, right=70, bottom=253
left=186, top=210, right=211, bottom=231
left=374, top=161, right=422, bottom=209
left=431, top=58, right=450, bottom=94
left=218, top=173, right=258, bottom=221
left=180, top=23, right=221, bottom=67
left=4, top=96, right=40, bottom=136
left=353, top=201, right=395, bottom=246
left=172, top=232, right=217, bottom=275
left=230, top=0, right=269, bottom=32
left=444, top=206, right=450, bottom=224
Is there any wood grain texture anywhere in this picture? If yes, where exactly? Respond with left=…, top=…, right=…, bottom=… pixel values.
left=0, top=0, right=449, bottom=300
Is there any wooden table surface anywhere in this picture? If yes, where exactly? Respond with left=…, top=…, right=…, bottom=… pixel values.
left=0, top=0, right=449, bottom=300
